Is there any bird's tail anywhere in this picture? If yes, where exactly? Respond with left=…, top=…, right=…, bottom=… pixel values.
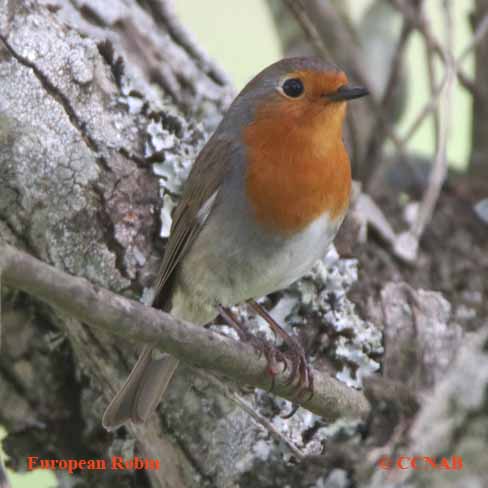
left=102, top=345, right=179, bottom=430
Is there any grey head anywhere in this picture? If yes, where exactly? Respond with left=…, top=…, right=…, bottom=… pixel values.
left=218, top=57, right=345, bottom=135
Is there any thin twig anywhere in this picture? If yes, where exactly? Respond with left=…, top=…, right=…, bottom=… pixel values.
left=423, top=9, right=440, bottom=152
left=197, top=372, right=306, bottom=461
left=370, top=8, right=483, bottom=261
left=457, top=69, right=478, bottom=96
left=415, top=1, right=455, bottom=232
left=391, top=0, right=488, bottom=96
left=379, top=23, right=412, bottom=122
left=388, top=0, right=474, bottom=85
left=396, top=11, right=488, bottom=154
left=363, top=18, right=413, bottom=181
left=389, top=0, right=443, bottom=56
left=455, top=11, right=488, bottom=96
left=148, top=0, right=231, bottom=86
left=283, top=0, right=333, bottom=60
left=401, top=70, right=448, bottom=148
left=393, top=0, right=456, bottom=262
left=0, top=244, right=370, bottom=422
left=411, top=0, right=454, bottom=240
left=458, top=12, right=488, bottom=63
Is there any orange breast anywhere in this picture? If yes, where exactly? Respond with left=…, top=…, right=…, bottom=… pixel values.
left=243, top=101, right=351, bottom=236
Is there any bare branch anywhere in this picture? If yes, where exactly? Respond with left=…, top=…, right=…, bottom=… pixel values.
left=458, top=11, right=488, bottom=63
left=456, top=10, right=488, bottom=95
left=402, top=71, right=449, bottom=150
left=395, top=11, right=488, bottom=151
left=145, top=0, right=231, bottom=87
left=364, top=19, right=413, bottom=182
left=393, top=0, right=456, bottom=262
left=199, top=372, right=306, bottom=461
left=283, top=0, right=334, bottom=60
left=0, top=243, right=370, bottom=422
left=388, top=0, right=479, bottom=86
left=423, top=16, right=440, bottom=151
left=389, top=6, right=488, bottom=155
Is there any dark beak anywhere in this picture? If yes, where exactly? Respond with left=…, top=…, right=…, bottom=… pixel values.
left=326, top=85, right=369, bottom=102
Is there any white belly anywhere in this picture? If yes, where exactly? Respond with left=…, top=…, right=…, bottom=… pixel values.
left=171, top=209, right=343, bottom=324
left=229, top=212, right=341, bottom=299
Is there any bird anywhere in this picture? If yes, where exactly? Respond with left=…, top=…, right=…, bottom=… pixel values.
left=102, top=57, right=368, bottom=429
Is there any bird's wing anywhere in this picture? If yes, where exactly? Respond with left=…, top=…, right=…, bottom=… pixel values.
left=152, top=134, right=236, bottom=309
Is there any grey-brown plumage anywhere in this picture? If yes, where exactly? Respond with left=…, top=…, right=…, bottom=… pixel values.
left=103, top=347, right=178, bottom=429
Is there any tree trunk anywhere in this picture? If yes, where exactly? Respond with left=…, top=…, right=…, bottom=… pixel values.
left=1, top=2, right=487, bottom=488
left=0, top=1, right=229, bottom=486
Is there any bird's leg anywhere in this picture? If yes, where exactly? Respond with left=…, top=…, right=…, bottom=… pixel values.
left=217, top=305, right=285, bottom=391
left=247, top=300, right=314, bottom=408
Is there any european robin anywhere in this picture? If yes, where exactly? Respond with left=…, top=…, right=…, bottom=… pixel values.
left=103, top=57, right=368, bottom=429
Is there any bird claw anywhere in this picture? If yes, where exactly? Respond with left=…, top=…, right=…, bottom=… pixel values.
left=253, top=341, right=286, bottom=392
left=247, top=300, right=314, bottom=406
left=219, top=304, right=314, bottom=409
left=281, top=402, right=300, bottom=419
left=280, top=357, right=314, bottom=419
left=218, top=306, right=287, bottom=391
left=282, top=338, right=314, bottom=403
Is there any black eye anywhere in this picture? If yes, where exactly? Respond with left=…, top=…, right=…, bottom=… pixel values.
left=282, top=78, right=304, bottom=98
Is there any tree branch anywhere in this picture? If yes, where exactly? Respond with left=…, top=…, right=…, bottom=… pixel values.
left=196, top=371, right=306, bottom=461
left=0, top=244, right=370, bottom=422
left=283, top=0, right=334, bottom=60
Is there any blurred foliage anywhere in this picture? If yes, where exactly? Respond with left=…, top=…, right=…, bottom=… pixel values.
left=176, top=0, right=475, bottom=168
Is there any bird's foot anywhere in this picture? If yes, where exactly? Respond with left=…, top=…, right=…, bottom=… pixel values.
left=218, top=306, right=286, bottom=391
left=248, top=300, right=314, bottom=415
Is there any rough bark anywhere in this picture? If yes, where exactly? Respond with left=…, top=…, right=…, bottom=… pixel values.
left=0, top=1, right=228, bottom=487
left=364, top=321, right=488, bottom=488
left=0, top=2, right=484, bottom=488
